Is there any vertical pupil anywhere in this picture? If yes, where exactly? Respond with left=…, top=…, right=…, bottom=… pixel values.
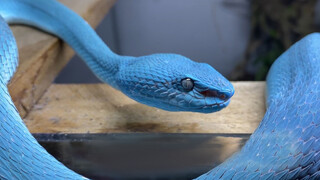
left=185, top=81, right=191, bottom=88
left=183, top=78, right=193, bottom=90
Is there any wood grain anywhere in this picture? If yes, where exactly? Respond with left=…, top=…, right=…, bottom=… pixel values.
left=25, top=82, right=266, bottom=134
left=8, top=0, right=117, bottom=117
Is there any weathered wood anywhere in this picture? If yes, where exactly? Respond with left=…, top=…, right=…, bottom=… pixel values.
left=25, top=82, right=266, bottom=134
left=8, top=0, right=117, bottom=117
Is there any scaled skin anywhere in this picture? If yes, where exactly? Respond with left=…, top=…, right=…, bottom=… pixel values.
left=3, top=0, right=320, bottom=179
left=118, top=54, right=234, bottom=113
left=197, top=33, right=320, bottom=179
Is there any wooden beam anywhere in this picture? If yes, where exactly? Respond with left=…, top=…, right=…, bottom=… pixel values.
left=25, top=82, right=266, bottom=134
left=8, top=0, right=117, bottom=117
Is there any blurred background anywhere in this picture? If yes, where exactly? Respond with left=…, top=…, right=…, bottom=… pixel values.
left=56, top=0, right=320, bottom=83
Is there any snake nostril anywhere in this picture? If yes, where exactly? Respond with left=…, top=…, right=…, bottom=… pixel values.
left=219, top=94, right=226, bottom=100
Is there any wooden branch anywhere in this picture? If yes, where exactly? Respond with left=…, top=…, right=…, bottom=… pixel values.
left=25, top=82, right=266, bottom=134
left=8, top=0, right=117, bottom=117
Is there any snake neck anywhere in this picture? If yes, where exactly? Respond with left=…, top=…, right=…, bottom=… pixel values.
left=0, top=0, right=124, bottom=88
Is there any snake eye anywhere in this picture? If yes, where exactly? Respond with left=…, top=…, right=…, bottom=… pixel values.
left=181, top=78, right=194, bottom=91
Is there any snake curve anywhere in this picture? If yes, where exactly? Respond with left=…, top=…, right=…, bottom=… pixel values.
left=0, top=0, right=319, bottom=179
left=197, top=33, right=320, bottom=179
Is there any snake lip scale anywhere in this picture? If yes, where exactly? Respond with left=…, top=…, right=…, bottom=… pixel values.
left=203, top=99, right=231, bottom=108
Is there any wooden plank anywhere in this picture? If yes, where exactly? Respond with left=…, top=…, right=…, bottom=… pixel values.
left=25, top=82, right=266, bottom=134
left=8, top=0, right=117, bottom=117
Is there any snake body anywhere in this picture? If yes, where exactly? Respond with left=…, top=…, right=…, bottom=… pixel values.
left=0, top=0, right=319, bottom=179
left=197, top=34, right=320, bottom=179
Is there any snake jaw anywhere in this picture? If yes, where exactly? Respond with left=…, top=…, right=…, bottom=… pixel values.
left=191, top=88, right=234, bottom=113
left=204, top=98, right=231, bottom=108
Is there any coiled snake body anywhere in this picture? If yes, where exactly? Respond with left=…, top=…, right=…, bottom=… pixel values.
left=0, top=0, right=319, bottom=179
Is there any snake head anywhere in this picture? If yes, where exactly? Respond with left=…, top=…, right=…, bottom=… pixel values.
left=117, top=54, right=234, bottom=113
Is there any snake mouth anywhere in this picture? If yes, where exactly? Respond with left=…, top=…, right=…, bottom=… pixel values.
left=203, top=98, right=231, bottom=108
left=199, top=89, right=234, bottom=110
left=199, top=89, right=233, bottom=101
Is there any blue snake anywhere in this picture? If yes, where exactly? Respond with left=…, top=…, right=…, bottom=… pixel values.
left=0, top=0, right=319, bottom=179
left=197, top=34, right=320, bottom=179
